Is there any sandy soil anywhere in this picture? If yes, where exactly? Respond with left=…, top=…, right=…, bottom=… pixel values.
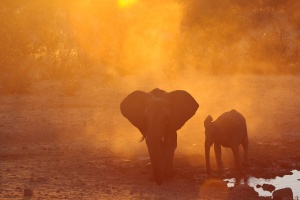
left=0, top=74, right=300, bottom=199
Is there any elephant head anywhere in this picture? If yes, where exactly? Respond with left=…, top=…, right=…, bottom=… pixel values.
left=120, top=88, right=199, bottom=184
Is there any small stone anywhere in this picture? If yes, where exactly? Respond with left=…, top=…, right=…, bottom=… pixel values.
left=230, top=185, right=259, bottom=199
left=104, top=188, right=111, bottom=194
left=256, top=184, right=261, bottom=188
left=24, top=189, right=33, bottom=196
left=272, top=188, right=293, bottom=200
left=262, top=184, right=275, bottom=192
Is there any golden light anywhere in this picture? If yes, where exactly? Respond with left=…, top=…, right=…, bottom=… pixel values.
left=65, top=0, right=183, bottom=75
left=118, top=0, right=138, bottom=9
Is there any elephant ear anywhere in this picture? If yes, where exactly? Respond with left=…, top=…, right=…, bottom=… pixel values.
left=120, top=90, right=148, bottom=135
left=167, top=90, right=199, bottom=131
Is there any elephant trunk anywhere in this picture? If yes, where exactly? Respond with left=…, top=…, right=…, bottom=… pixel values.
left=205, top=142, right=211, bottom=176
left=146, top=137, right=163, bottom=185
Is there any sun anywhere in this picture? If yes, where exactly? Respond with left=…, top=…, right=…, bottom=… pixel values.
left=117, top=0, right=138, bottom=9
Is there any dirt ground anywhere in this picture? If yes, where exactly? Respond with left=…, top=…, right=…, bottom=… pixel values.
left=0, top=74, right=300, bottom=199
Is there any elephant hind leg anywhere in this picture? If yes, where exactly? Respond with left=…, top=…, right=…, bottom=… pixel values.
left=231, top=146, right=241, bottom=171
left=241, top=136, right=248, bottom=166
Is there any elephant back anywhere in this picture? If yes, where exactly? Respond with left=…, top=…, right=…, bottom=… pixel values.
left=215, top=109, right=247, bottom=136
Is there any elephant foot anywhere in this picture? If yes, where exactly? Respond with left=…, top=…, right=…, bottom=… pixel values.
left=147, top=171, right=175, bottom=184
left=148, top=174, right=162, bottom=185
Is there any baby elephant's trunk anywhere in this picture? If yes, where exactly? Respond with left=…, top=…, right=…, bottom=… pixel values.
left=205, top=143, right=211, bottom=175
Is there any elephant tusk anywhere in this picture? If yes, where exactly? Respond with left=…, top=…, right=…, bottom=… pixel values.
left=139, top=136, right=145, bottom=142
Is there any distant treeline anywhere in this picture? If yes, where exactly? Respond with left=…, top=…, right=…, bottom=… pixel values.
left=0, top=0, right=299, bottom=87
left=180, top=0, right=300, bottom=74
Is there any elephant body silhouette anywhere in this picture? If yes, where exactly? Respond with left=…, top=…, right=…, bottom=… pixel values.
left=120, top=88, right=199, bottom=185
left=204, top=109, right=248, bottom=175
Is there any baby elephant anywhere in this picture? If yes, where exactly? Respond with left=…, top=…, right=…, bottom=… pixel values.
left=204, top=109, right=248, bottom=175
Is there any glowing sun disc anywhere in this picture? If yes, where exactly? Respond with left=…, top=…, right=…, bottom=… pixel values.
left=118, top=0, right=137, bottom=8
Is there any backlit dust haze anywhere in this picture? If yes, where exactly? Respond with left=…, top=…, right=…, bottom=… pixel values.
left=1, top=0, right=300, bottom=165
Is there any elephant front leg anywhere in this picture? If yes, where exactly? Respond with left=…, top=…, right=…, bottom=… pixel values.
left=214, top=143, right=223, bottom=173
left=163, top=131, right=177, bottom=180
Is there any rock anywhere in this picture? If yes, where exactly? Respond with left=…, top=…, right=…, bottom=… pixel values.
left=262, top=184, right=275, bottom=192
left=256, top=184, right=261, bottom=188
left=272, top=188, right=293, bottom=200
left=23, top=189, right=33, bottom=196
left=230, top=185, right=259, bottom=199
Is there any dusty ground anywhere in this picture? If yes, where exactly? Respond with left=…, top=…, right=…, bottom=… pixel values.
left=0, top=74, right=300, bottom=199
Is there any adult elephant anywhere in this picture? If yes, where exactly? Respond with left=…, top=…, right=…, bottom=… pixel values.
left=120, top=88, right=199, bottom=185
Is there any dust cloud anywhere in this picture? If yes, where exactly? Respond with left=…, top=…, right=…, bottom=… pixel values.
left=1, top=0, right=300, bottom=164
left=57, top=0, right=300, bottom=77
left=78, top=73, right=300, bottom=167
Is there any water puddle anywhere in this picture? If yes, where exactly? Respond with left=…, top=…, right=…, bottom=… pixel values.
left=224, top=170, right=300, bottom=199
